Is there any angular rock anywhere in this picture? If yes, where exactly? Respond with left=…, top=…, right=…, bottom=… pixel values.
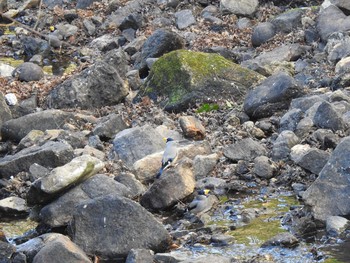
left=119, top=13, right=143, bottom=31
left=313, top=101, right=347, bottom=131
left=32, top=234, right=91, bottom=263
left=1, top=109, right=85, bottom=142
left=290, top=94, right=326, bottom=113
left=179, top=116, right=205, bottom=140
left=40, top=155, right=105, bottom=194
left=303, top=137, right=350, bottom=221
left=46, top=50, right=129, bottom=109
left=141, top=50, right=265, bottom=112
left=125, top=249, right=154, bottom=263
left=113, top=124, right=165, bottom=167
left=114, top=172, right=146, bottom=197
left=254, top=156, right=277, bottom=179
left=251, top=22, right=276, bottom=47
left=224, top=137, right=267, bottom=162
left=175, top=9, right=196, bottom=29
left=279, top=108, right=304, bottom=132
left=89, top=34, right=119, bottom=52
left=13, top=62, right=44, bottom=82
left=271, top=130, right=299, bottom=161
left=326, top=216, right=349, bottom=237
left=0, top=63, right=15, bottom=77
left=92, top=113, right=129, bottom=141
left=220, top=0, right=259, bottom=16
left=193, top=153, right=218, bottom=178
left=0, top=141, right=74, bottom=179
left=140, top=158, right=195, bottom=210
left=70, top=194, right=171, bottom=261
left=243, top=71, right=304, bottom=119
left=271, top=9, right=303, bottom=33
left=40, top=174, right=131, bottom=227
left=0, top=196, right=28, bottom=220
left=261, top=232, right=299, bottom=248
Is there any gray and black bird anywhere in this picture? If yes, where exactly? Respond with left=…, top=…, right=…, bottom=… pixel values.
left=156, top=138, right=178, bottom=178
left=187, top=189, right=218, bottom=215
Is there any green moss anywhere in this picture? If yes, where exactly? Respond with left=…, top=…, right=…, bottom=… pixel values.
left=0, top=219, right=38, bottom=238
left=196, top=103, right=220, bottom=113
left=324, top=259, right=345, bottom=263
left=0, top=57, right=24, bottom=68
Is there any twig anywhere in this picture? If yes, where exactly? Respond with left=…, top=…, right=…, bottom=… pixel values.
left=33, top=0, right=42, bottom=30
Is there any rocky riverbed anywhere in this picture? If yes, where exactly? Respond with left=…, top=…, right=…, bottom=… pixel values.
left=0, top=0, right=350, bottom=262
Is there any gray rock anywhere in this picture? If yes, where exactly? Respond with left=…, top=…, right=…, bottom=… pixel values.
left=181, top=255, right=232, bottom=263
left=46, top=59, right=128, bottom=109
left=140, top=158, right=195, bottom=210
left=193, top=153, right=218, bottom=178
left=119, top=13, right=143, bottom=31
left=330, top=0, right=350, bottom=13
left=0, top=241, right=15, bottom=262
left=32, top=234, right=91, bottom=263
left=271, top=130, right=299, bottom=161
left=83, top=19, right=96, bottom=36
left=12, top=62, right=44, bottom=82
left=317, top=5, right=350, bottom=42
left=254, top=156, right=277, bottom=179
left=220, top=0, right=259, bottom=16
left=251, top=22, right=276, bottom=47
left=54, top=24, right=78, bottom=39
left=1, top=109, right=85, bottom=142
left=113, top=124, right=164, bottom=167
left=92, top=113, right=129, bottom=140
left=196, top=177, right=226, bottom=191
left=271, top=9, right=303, bottom=33
left=0, top=63, right=15, bottom=77
left=261, top=232, right=299, bottom=248
left=76, top=0, right=97, bottom=9
left=123, top=36, right=147, bottom=56
left=89, top=34, right=119, bottom=52
left=126, top=69, right=141, bottom=90
left=0, top=92, right=12, bottom=129
left=0, top=197, right=28, bottom=220
left=115, top=172, right=146, bottom=197
left=291, top=146, right=330, bottom=175
left=290, top=95, right=327, bottom=113
left=312, top=129, right=339, bottom=150
left=211, top=234, right=234, bottom=246
left=175, top=9, right=196, bottom=29
left=0, top=141, right=74, bottom=179
left=279, top=108, right=304, bottom=132
left=125, top=249, right=154, bottom=263
left=70, top=194, right=171, bottom=261
left=243, top=71, right=304, bottom=119
left=134, top=29, right=185, bottom=74
left=303, top=136, right=350, bottom=221
left=326, top=216, right=349, bottom=237
left=40, top=174, right=132, bottom=227
left=224, top=137, right=267, bottom=162
left=313, top=101, right=347, bottom=131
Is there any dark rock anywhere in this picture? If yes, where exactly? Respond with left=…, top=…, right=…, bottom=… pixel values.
left=243, top=71, right=304, bottom=119
left=114, top=172, right=146, bottom=197
left=0, top=141, right=74, bottom=179
left=140, top=158, right=195, bottom=210
left=224, top=138, right=267, bottom=162
left=279, top=108, right=304, bottom=132
left=119, top=13, right=143, bottom=31
left=69, top=194, right=171, bottom=261
left=251, top=22, right=276, bottom=47
left=272, top=9, right=303, bottom=33
left=0, top=241, right=15, bottom=262
left=175, top=9, right=196, bottom=29
left=32, top=234, right=91, bottom=263
left=40, top=174, right=131, bottom=227
left=21, top=36, right=50, bottom=59
left=13, top=62, right=44, bottom=82
left=303, top=136, right=350, bottom=221
left=113, top=124, right=164, bottom=167
left=0, top=196, right=28, bottom=220
left=134, top=29, right=185, bottom=75
left=1, top=109, right=85, bottom=142
left=291, top=147, right=330, bottom=175
left=290, top=94, right=326, bottom=113
left=261, top=232, right=299, bottom=248
left=179, top=116, right=205, bottom=140
left=125, top=249, right=154, bottom=263
left=76, top=0, right=97, bottom=9
left=313, top=101, right=347, bottom=131
left=292, top=216, right=317, bottom=240
left=123, top=36, right=146, bottom=56
left=92, top=113, right=129, bottom=141
left=271, top=130, right=299, bottom=161
left=312, top=129, right=339, bottom=150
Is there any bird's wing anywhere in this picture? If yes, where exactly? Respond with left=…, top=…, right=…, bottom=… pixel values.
left=162, top=141, right=178, bottom=166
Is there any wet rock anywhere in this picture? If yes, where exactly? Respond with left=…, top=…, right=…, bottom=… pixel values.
left=1, top=109, right=86, bottom=142
left=261, top=232, right=299, bottom=248
left=251, top=22, right=276, bottom=47
left=47, top=60, right=128, bottom=109
left=193, top=153, right=218, bottom=178
left=12, top=62, right=44, bottom=82
left=175, top=9, right=196, bottom=29
left=303, top=136, right=350, bottom=221
left=40, top=155, right=105, bottom=194
left=0, top=196, right=28, bottom=220
left=271, top=130, right=299, bottom=161
left=114, top=172, right=146, bottom=197
left=140, top=158, right=195, bottom=210
left=32, top=234, right=91, bottom=263
left=271, top=9, right=303, bottom=33
left=290, top=146, right=330, bottom=175
left=220, top=0, right=259, bottom=16
left=179, top=116, right=205, bottom=140
left=243, top=71, right=304, bottom=119
left=0, top=141, right=74, bottom=179
left=313, top=101, right=347, bottom=131
left=125, top=249, right=154, bottom=263
left=134, top=29, right=185, bottom=74
left=70, top=194, right=171, bottom=262
left=224, top=137, right=267, bottom=162
left=254, top=156, right=277, bottom=179
left=40, top=174, right=131, bottom=227
left=141, top=49, right=264, bottom=112
left=92, top=113, right=129, bottom=141
left=326, top=216, right=349, bottom=237
left=113, top=124, right=164, bottom=167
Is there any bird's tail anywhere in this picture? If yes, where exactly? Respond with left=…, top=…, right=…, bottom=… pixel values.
left=156, top=167, right=163, bottom=179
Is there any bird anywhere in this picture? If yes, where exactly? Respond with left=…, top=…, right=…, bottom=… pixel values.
left=187, top=189, right=218, bottom=215
left=156, top=138, right=178, bottom=178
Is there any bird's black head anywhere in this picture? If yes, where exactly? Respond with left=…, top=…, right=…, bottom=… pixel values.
left=197, top=189, right=210, bottom=196
left=166, top=138, right=174, bottom=143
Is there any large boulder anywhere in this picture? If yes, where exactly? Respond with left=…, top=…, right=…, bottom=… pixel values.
left=69, top=194, right=171, bottom=262
left=243, top=71, right=304, bottom=119
left=303, top=137, right=350, bottom=221
left=40, top=174, right=132, bottom=227
left=140, top=49, right=265, bottom=112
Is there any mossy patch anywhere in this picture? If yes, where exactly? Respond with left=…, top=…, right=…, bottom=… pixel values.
left=0, top=218, right=38, bottom=238
left=196, top=103, right=220, bottom=113
left=0, top=57, right=24, bottom=68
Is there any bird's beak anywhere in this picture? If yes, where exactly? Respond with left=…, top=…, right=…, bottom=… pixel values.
left=163, top=137, right=167, bottom=142
left=204, top=189, right=210, bottom=195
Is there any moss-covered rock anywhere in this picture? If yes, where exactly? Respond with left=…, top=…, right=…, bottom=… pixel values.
left=139, top=50, right=265, bottom=112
